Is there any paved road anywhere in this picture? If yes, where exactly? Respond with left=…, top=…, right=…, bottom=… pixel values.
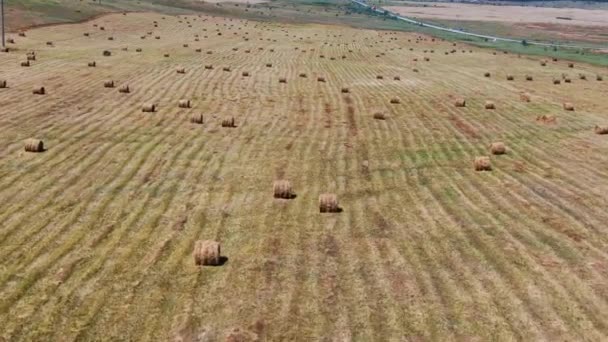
left=349, top=0, right=604, bottom=50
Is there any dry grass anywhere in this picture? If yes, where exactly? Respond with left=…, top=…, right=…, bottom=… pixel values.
left=1, top=12, right=608, bottom=342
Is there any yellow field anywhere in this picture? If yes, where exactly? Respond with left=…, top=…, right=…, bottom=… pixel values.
left=1, top=12, right=608, bottom=341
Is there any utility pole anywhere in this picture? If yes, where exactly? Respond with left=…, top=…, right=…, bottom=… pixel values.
left=1, top=0, right=5, bottom=48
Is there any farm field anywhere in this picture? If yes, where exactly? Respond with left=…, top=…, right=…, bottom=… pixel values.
left=1, top=11, right=608, bottom=341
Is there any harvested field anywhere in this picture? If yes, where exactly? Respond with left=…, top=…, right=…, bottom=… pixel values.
left=1, top=11, right=608, bottom=341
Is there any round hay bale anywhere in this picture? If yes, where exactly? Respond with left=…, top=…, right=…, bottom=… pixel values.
left=205, top=65, right=213, bottom=70
left=18, top=32, right=26, bottom=37
left=136, top=48, right=142, bottom=52
left=279, top=78, right=287, bottom=83
left=553, top=79, right=561, bottom=85
left=454, top=99, right=466, bottom=107
left=341, top=87, right=349, bottom=93
left=490, top=142, right=506, bottom=155
left=103, top=50, right=111, bottom=56
left=474, top=156, right=492, bottom=171
left=506, top=75, right=514, bottom=81
left=317, top=77, right=326, bottom=82
left=564, top=77, right=571, bottom=83
left=178, top=99, right=191, bottom=108
left=24, top=138, right=44, bottom=152
left=319, top=193, right=339, bottom=213
left=142, top=104, right=156, bottom=112
left=266, top=63, right=272, bottom=67
left=390, top=98, right=400, bottom=104
left=176, top=67, right=186, bottom=74
left=46, top=41, right=53, bottom=46
left=597, top=75, right=603, bottom=81
left=0, top=80, right=6, bottom=88
left=32, top=86, right=45, bottom=95
left=595, top=126, right=608, bottom=135
left=190, top=113, right=204, bottom=124
left=108, top=37, right=114, bottom=41
left=222, top=118, right=236, bottom=127
left=540, top=61, right=547, bottom=66
left=299, top=73, right=307, bottom=78
left=84, top=33, right=90, bottom=37
left=413, top=68, right=419, bottom=73
left=525, top=75, right=533, bottom=81
left=376, top=75, right=384, bottom=80
left=273, top=180, right=294, bottom=199
left=183, top=44, right=189, bottom=47
left=536, top=115, right=556, bottom=124
left=568, top=63, right=574, bottom=68
left=485, top=101, right=495, bottom=110
left=484, top=72, right=491, bottom=78
left=242, top=71, right=250, bottom=77
left=163, top=53, right=170, bottom=58
left=520, top=92, right=531, bottom=102
left=394, top=76, right=400, bottom=81
left=195, top=48, right=201, bottom=52
left=21, top=61, right=30, bottom=67
left=193, top=240, right=221, bottom=266
left=118, top=85, right=130, bottom=93
left=579, top=74, right=586, bottom=80
left=373, top=112, right=386, bottom=120
left=88, top=61, right=96, bottom=67
left=222, top=67, right=231, bottom=72
left=104, top=80, right=114, bottom=88
left=563, top=102, right=574, bottom=111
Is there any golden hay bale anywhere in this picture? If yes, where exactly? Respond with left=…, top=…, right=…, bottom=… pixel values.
left=484, top=72, right=491, bottom=78
left=178, top=99, right=191, bottom=108
left=424, top=57, right=430, bottom=62
left=190, top=113, right=204, bottom=124
left=373, top=112, right=386, bottom=120
left=454, top=99, right=466, bottom=107
left=394, top=76, right=400, bottom=81
left=118, top=85, right=130, bottom=93
left=176, top=67, right=186, bottom=74
left=598, top=75, right=603, bottom=81
left=183, top=44, right=189, bottom=47
left=553, top=78, right=561, bottom=85
left=341, top=87, right=349, bottom=93
left=21, top=61, right=30, bottom=67
left=376, top=75, right=383, bottom=80
left=536, top=115, right=556, bottom=124
left=506, top=75, right=514, bottom=81
left=564, top=77, right=571, bottom=83
left=32, top=86, right=45, bottom=95
left=540, top=61, right=547, bottom=66
left=104, top=80, right=114, bottom=88
left=266, top=63, right=272, bottom=67
left=595, top=126, right=608, bottom=135
left=490, top=142, right=506, bottom=155
left=484, top=101, right=495, bottom=110
left=88, top=61, right=96, bottom=67
left=84, top=33, right=90, bottom=37
left=24, top=138, right=44, bottom=152
left=46, top=41, right=53, bottom=46
left=163, top=53, right=170, bottom=58
left=222, top=117, right=236, bottom=127
left=204, top=65, right=213, bottom=70
left=103, top=50, right=111, bottom=56
left=0, top=80, right=6, bottom=88
left=317, top=77, right=326, bottom=82
left=474, top=156, right=492, bottom=171
left=108, top=37, right=114, bottom=41
left=319, top=193, right=339, bottom=213
left=525, top=75, right=533, bottom=81
left=279, top=78, right=287, bottom=83
left=195, top=48, right=202, bottom=52
left=390, top=98, right=400, bottom=104
left=563, top=102, right=574, bottom=111
left=136, top=48, right=142, bottom=52
left=568, top=63, right=574, bottom=68
left=273, top=180, right=294, bottom=199
left=520, top=92, right=531, bottom=102
left=155, top=36, right=160, bottom=39
left=223, top=67, right=231, bottom=72
left=193, top=240, right=221, bottom=266
left=242, top=71, right=250, bottom=77
left=299, top=73, right=307, bottom=78
left=579, top=74, right=586, bottom=80
left=142, top=104, right=156, bottom=112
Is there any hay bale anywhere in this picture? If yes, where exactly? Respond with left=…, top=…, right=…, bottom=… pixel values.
left=484, top=101, right=496, bottom=110
left=46, top=41, right=53, bottom=46
left=178, top=99, right=191, bottom=108
left=506, top=75, right=514, bottom=81
left=266, top=63, right=272, bottom=67
left=341, top=87, right=349, bottom=93
left=24, top=139, right=44, bottom=152
left=474, top=156, right=492, bottom=171
left=242, top=71, right=250, bottom=77
left=108, top=37, right=114, bottom=41
left=142, top=104, right=156, bottom=112
left=205, top=65, right=213, bottom=70
left=376, top=75, right=383, bottom=80
left=484, top=72, right=491, bottom=78
left=279, top=78, right=287, bottom=83
left=594, top=126, right=608, bottom=135
left=104, top=80, right=114, bottom=88
left=21, top=61, right=30, bottom=67
left=520, top=92, right=531, bottom=102
left=454, top=99, right=466, bottom=107
left=88, top=61, right=96, bottom=67
left=540, top=61, right=547, bottom=66
left=27, top=54, right=36, bottom=61
left=183, top=44, right=189, bottom=47
left=299, top=73, right=307, bottom=78
left=136, top=48, right=142, bottom=52
left=553, top=79, right=561, bottom=85
left=536, top=115, right=556, bottom=124
left=319, top=194, right=339, bottom=213
left=103, top=50, right=111, bottom=56
left=390, top=98, right=400, bottom=104
left=190, top=113, right=204, bottom=124
left=598, top=75, right=603, bottom=81
left=273, top=180, right=294, bottom=199
left=525, top=75, right=533, bottom=81
left=222, top=117, right=236, bottom=127
left=118, top=85, right=130, bottom=93
left=563, top=102, right=574, bottom=111
left=163, top=54, right=170, bottom=58
left=176, top=67, right=186, bottom=74
left=223, top=67, right=231, bottom=72
left=32, top=86, right=45, bottom=95
left=317, top=77, right=326, bottom=82
left=394, top=76, right=400, bottom=81
left=373, top=112, right=386, bottom=120
left=568, top=63, right=574, bottom=68
left=490, top=142, right=506, bottom=155
left=0, top=80, right=6, bottom=88
left=564, top=77, right=571, bottom=83
left=579, top=74, right=586, bottom=80
left=193, top=240, right=221, bottom=266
